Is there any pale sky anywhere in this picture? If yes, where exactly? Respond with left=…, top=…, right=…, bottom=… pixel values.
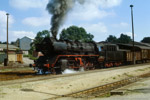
left=0, top=0, right=149, bottom=42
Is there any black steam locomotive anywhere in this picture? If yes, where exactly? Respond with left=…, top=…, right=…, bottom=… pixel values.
left=32, top=37, right=150, bottom=74
left=33, top=37, right=99, bottom=74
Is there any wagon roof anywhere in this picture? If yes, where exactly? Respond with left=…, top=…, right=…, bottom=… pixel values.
left=136, top=45, right=150, bottom=49
left=117, top=43, right=150, bottom=50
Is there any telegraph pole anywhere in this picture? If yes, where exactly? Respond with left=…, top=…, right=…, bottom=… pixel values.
left=130, top=5, right=135, bottom=65
left=6, top=13, right=9, bottom=66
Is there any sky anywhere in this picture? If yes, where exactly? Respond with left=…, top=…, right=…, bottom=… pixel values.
left=0, top=0, right=149, bottom=42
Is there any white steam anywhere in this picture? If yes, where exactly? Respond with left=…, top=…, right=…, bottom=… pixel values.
left=62, top=67, right=84, bottom=74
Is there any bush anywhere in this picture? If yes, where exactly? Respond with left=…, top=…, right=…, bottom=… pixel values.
left=23, top=55, right=29, bottom=57
left=23, top=54, right=37, bottom=60
left=29, top=55, right=37, bottom=60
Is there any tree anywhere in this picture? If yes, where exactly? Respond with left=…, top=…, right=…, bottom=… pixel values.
left=105, top=33, right=132, bottom=44
left=106, top=35, right=117, bottom=43
left=118, top=34, right=132, bottom=43
left=60, top=26, right=94, bottom=42
left=2, top=42, right=7, bottom=44
left=29, top=30, right=50, bottom=55
left=11, top=41, right=15, bottom=45
left=33, top=30, right=50, bottom=45
left=141, top=37, right=150, bottom=43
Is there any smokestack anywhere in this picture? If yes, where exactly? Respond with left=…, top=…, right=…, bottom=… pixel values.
left=46, top=0, right=85, bottom=39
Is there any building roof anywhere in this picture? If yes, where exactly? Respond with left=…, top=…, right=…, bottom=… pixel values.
left=0, top=44, right=19, bottom=51
left=20, top=36, right=32, bottom=40
left=134, top=42, right=150, bottom=47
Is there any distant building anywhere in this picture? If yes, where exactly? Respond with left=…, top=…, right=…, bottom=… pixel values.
left=0, top=44, right=23, bottom=63
left=15, top=36, right=32, bottom=55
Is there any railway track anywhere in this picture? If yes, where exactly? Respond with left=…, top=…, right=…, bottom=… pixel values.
left=0, top=70, right=37, bottom=81
left=0, top=63, right=150, bottom=86
left=0, top=66, right=21, bottom=70
left=49, top=72, right=150, bottom=100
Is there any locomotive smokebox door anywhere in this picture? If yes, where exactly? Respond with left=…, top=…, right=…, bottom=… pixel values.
left=60, top=59, right=68, bottom=71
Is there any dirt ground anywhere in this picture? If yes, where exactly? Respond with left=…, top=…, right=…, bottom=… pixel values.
left=0, top=57, right=33, bottom=72
left=92, top=77, right=150, bottom=100
left=22, top=57, right=34, bottom=66
left=0, top=64, right=150, bottom=100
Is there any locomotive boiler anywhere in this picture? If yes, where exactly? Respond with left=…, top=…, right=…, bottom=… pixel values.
left=33, top=37, right=99, bottom=74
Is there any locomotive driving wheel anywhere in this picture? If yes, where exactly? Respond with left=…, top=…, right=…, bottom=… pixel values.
left=54, top=68, right=62, bottom=74
left=84, top=62, right=95, bottom=70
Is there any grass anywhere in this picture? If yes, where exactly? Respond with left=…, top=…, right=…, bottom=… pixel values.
left=123, top=73, right=133, bottom=77
left=96, top=93, right=111, bottom=98
left=136, top=69, right=146, bottom=71
left=28, top=54, right=37, bottom=60
left=8, top=84, right=22, bottom=89
left=136, top=67, right=150, bottom=72
left=23, top=55, right=29, bottom=57
left=0, top=88, right=3, bottom=92
left=126, top=89, right=141, bottom=94
left=0, top=93, right=7, bottom=98
left=0, top=69, right=12, bottom=72
left=112, top=77, right=116, bottom=79
left=0, top=67, right=32, bottom=72
left=24, top=54, right=37, bottom=60
left=0, top=88, right=7, bottom=98
left=0, top=93, right=7, bottom=95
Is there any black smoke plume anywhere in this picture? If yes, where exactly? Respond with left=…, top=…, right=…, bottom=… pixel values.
left=47, top=0, right=85, bottom=39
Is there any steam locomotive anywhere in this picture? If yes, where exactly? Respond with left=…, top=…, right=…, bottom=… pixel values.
left=32, top=37, right=150, bottom=74
left=32, top=37, right=99, bottom=74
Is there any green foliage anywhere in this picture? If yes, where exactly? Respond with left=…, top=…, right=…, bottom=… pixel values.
left=23, top=54, right=37, bottom=60
left=28, top=55, right=37, bottom=60
left=11, top=41, right=15, bottom=45
left=29, top=46, right=35, bottom=55
left=106, top=33, right=132, bottom=44
left=2, top=42, right=7, bottom=44
left=141, top=37, right=150, bottom=43
left=106, top=35, right=117, bottom=43
left=29, top=30, right=50, bottom=55
left=32, top=30, right=50, bottom=45
left=118, top=34, right=132, bottom=43
left=60, top=26, right=94, bottom=42
left=23, top=55, right=29, bottom=57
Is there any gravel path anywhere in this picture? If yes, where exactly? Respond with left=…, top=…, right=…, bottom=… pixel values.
left=0, top=64, right=150, bottom=100
left=23, top=57, right=33, bottom=66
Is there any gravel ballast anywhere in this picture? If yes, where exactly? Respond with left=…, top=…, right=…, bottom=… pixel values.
left=0, top=64, right=150, bottom=100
